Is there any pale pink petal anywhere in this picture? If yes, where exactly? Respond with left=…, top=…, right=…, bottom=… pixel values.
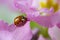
left=12, top=21, right=32, bottom=40
left=14, top=0, right=32, bottom=13
left=0, top=31, right=13, bottom=40
left=0, top=20, right=16, bottom=31
left=38, top=35, right=47, bottom=40
left=0, top=20, right=9, bottom=30
left=0, top=20, right=32, bottom=40
left=48, top=26, right=60, bottom=40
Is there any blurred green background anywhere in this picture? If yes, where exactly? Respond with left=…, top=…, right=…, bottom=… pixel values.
left=0, top=4, right=20, bottom=24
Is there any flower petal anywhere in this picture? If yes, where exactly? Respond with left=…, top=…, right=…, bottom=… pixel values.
left=0, top=20, right=16, bottom=32
left=0, top=20, right=8, bottom=30
left=38, top=35, right=47, bottom=40
left=0, top=31, right=13, bottom=40
left=27, top=8, right=60, bottom=28
left=27, top=8, right=54, bottom=27
left=14, top=0, right=32, bottom=13
left=48, top=26, right=60, bottom=40
left=51, top=10, right=60, bottom=25
left=12, top=21, right=32, bottom=40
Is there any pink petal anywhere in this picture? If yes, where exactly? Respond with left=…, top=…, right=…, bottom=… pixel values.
left=32, top=28, right=39, bottom=35
left=0, top=20, right=15, bottom=40
left=51, top=10, right=60, bottom=25
left=0, top=20, right=32, bottom=40
left=27, top=8, right=60, bottom=28
left=48, top=26, right=60, bottom=40
left=27, top=9, right=53, bottom=27
left=14, top=0, right=32, bottom=13
left=0, top=31, right=13, bottom=40
left=0, top=20, right=9, bottom=30
left=12, top=21, right=32, bottom=40
left=38, top=35, right=47, bottom=40
left=0, top=20, right=16, bottom=31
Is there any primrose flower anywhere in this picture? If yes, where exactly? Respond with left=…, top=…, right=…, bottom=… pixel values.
left=0, top=20, right=32, bottom=40
left=0, top=0, right=60, bottom=40
left=14, top=0, right=60, bottom=28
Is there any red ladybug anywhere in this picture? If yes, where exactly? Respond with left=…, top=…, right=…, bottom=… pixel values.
left=14, top=16, right=27, bottom=26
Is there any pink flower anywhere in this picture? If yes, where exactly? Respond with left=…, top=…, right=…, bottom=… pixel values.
left=1, top=0, right=58, bottom=28
left=0, top=20, right=32, bottom=40
left=14, top=0, right=60, bottom=28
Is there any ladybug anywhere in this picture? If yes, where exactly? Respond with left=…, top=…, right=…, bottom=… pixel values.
left=14, top=16, right=27, bottom=26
